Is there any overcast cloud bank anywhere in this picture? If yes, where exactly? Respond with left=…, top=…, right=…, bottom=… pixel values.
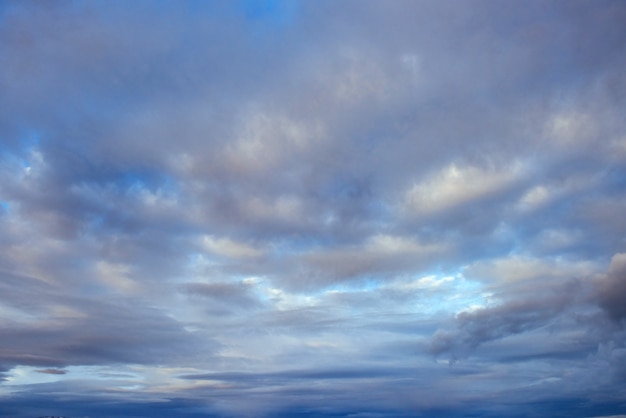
left=1, top=0, right=626, bottom=416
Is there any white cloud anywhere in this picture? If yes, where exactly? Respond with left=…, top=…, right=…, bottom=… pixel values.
left=544, top=110, right=594, bottom=148
left=96, top=261, right=141, bottom=294
left=224, top=108, right=324, bottom=176
left=365, top=234, right=441, bottom=255
left=402, top=162, right=526, bottom=216
left=516, top=174, right=598, bottom=213
left=464, top=255, right=599, bottom=284
left=202, top=235, right=264, bottom=259
left=517, top=185, right=550, bottom=211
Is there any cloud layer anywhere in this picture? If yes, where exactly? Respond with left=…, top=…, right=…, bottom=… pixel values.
left=1, top=0, right=625, bottom=416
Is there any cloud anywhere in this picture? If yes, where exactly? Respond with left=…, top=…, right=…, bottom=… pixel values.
left=35, top=368, right=67, bottom=375
left=430, top=252, right=626, bottom=365
left=272, top=234, right=447, bottom=291
left=201, top=235, right=264, bottom=259
left=464, top=255, right=599, bottom=284
left=402, top=161, right=527, bottom=217
left=181, top=280, right=264, bottom=314
left=0, top=302, right=208, bottom=369
left=596, top=253, right=626, bottom=322
left=428, top=288, right=577, bottom=361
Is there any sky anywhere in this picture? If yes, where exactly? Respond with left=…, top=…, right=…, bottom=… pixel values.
left=0, top=0, right=625, bottom=417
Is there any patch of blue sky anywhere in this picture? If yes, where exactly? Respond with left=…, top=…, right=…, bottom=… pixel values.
left=310, top=273, right=481, bottom=320
left=392, top=271, right=488, bottom=316
left=0, top=129, right=40, bottom=157
left=115, top=169, right=178, bottom=195
left=18, top=129, right=41, bottom=148
left=242, top=0, right=297, bottom=26
left=87, top=0, right=295, bottom=27
left=2, top=366, right=60, bottom=387
left=240, top=0, right=298, bottom=42
left=70, top=168, right=170, bottom=204
left=605, top=166, right=626, bottom=195
left=178, top=0, right=225, bottom=16
left=444, top=274, right=491, bottom=314
left=118, top=170, right=158, bottom=190
left=324, top=277, right=382, bottom=294
left=185, top=251, right=218, bottom=272
left=4, top=364, right=142, bottom=389
left=85, top=213, right=106, bottom=230
left=0, top=150, right=34, bottom=176
left=0, top=0, right=12, bottom=24
left=68, top=365, right=143, bottom=382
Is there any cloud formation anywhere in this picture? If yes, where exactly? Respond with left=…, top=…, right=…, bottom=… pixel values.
left=1, top=0, right=625, bottom=416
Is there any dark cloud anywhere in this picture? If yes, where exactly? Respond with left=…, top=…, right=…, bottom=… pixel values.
left=35, top=368, right=67, bottom=375
left=0, top=302, right=209, bottom=369
left=597, top=253, right=626, bottom=322
left=0, top=268, right=212, bottom=371
left=428, top=278, right=588, bottom=361
left=0, top=364, right=10, bottom=382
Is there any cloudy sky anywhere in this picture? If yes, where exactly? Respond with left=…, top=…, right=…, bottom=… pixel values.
left=0, top=0, right=625, bottom=416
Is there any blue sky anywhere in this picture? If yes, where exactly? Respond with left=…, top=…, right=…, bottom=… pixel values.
left=0, top=0, right=626, bottom=417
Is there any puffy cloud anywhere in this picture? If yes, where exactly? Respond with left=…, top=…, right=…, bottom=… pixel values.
left=428, top=278, right=582, bottom=361
left=402, top=162, right=527, bottom=217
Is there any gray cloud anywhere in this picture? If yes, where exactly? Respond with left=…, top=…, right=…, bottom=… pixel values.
left=426, top=266, right=599, bottom=359
left=0, top=299, right=209, bottom=369
left=35, top=368, right=67, bottom=375
left=596, top=253, right=626, bottom=322
left=181, top=280, right=264, bottom=314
